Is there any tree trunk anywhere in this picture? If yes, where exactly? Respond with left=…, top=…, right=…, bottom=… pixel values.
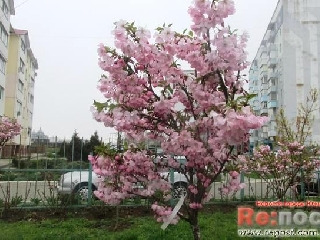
left=191, top=224, right=201, bottom=240
left=190, top=209, right=201, bottom=240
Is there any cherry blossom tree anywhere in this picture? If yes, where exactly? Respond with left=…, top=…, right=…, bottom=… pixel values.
left=0, top=116, right=21, bottom=147
left=242, top=89, right=320, bottom=201
left=90, top=0, right=267, bottom=239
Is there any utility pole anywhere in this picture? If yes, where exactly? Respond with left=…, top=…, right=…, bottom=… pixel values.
left=72, top=129, right=76, bottom=163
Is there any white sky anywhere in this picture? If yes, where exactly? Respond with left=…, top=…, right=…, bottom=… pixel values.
left=10, top=0, right=278, bottom=141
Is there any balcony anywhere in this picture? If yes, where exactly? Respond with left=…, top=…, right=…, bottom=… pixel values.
left=268, top=72, right=278, bottom=80
left=269, top=43, right=277, bottom=51
left=18, top=67, right=25, bottom=79
left=253, top=105, right=260, bottom=111
left=260, top=46, right=267, bottom=54
left=267, top=22, right=275, bottom=30
left=260, top=108, right=268, bottom=115
left=268, top=58, right=277, bottom=68
left=268, top=100, right=277, bottom=108
left=267, top=86, right=277, bottom=93
left=261, top=83, right=268, bottom=89
left=268, top=37, right=275, bottom=44
left=249, top=86, right=259, bottom=93
left=253, top=86, right=259, bottom=91
left=261, top=95, right=268, bottom=102
left=249, top=74, right=258, bottom=82
left=260, top=58, right=268, bottom=65
left=250, top=136, right=259, bottom=142
left=269, top=115, right=276, bottom=121
left=268, top=130, right=277, bottom=137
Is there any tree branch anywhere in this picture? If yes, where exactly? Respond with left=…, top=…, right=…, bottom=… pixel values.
left=216, top=70, right=229, bottom=104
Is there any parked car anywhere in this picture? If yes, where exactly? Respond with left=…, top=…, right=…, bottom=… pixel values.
left=56, top=169, right=189, bottom=201
left=296, top=169, right=320, bottom=196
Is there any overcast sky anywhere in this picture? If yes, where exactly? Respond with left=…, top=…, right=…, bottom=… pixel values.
left=10, top=0, right=278, bottom=141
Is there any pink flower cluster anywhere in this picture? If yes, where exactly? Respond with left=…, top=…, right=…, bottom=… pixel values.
left=219, top=171, right=245, bottom=196
left=151, top=202, right=180, bottom=224
left=0, top=117, right=21, bottom=147
left=89, top=150, right=172, bottom=205
left=240, top=142, right=320, bottom=199
left=246, top=143, right=320, bottom=175
left=188, top=0, right=235, bottom=36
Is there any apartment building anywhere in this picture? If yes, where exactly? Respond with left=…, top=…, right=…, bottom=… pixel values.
left=249, top=0, right=320, bottom=148
left=0, top=0, right=14, bottom=116
left=5, top=27, right=38, bottom=148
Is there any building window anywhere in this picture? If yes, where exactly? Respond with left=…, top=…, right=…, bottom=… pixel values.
left=30, top=94, right=34, bottom=103
left=0, top=24, right=8, bottom=46
left=270, top=93, right=277, bottom=100
left=261, top=102, right=267, bottom=108
left=16, top=100, right=22, bottom=117
left=21, top=39, right=26, bottom=53
left=18, top=79, right=24, bottom=92
left=261, top=75, right=267, bottom=84
left=2, top=1, right=8, bottom=18
left=261, top=89, right=267, bottom=95
left=0, top=55, right=5, bottom=73
left=19, top=58, right=25, bottom=73
left=30, top=77, right=35, bottom=88
left=0, top=86, right=3, bottom=100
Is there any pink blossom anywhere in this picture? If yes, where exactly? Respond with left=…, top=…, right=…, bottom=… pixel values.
left=0, top=117, right=21, bottom=147
left=91, top=0, right=267, bottom=228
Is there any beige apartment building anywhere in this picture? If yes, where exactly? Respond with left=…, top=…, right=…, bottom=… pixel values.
left=5, top=27, right=38, bottom=150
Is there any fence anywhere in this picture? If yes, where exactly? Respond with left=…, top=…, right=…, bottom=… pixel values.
left=0, top=145, right=47, bottom=159
left=0, top=158, right=319, bottom=210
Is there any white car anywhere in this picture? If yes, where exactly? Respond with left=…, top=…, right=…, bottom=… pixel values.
left=56, top=169, right=189, bottom=201
left=296, top=168, right=320, bottom=196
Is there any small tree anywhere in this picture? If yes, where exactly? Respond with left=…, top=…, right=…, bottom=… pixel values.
left=90, top=0, right=267, bottom=239
left=0, top=116, right=21, bottom=147
left=59, top=131, right=103, bottom=161
left=242, top=89, right=320, bottom=200
left=59, top=132, right=83, bottom=161
left=84, top=131, right=101, bottom=156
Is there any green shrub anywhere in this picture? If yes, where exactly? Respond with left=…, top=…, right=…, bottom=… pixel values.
left=0, top=171, right=17, bottom=181
left=10, top=196, right=23, bottom=207
left=12, top=158, right=29, bottom=169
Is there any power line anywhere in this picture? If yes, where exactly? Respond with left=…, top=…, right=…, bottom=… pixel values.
left=15, top=0, right=32, bottom=9
left=0, top=0, right=32, bottom=20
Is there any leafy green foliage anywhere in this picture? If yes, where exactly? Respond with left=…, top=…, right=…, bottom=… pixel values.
left=58, top=131, right=102, bottom=161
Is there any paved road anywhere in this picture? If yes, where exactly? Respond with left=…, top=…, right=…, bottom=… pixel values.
left=0, top=159, right=12, bottom=168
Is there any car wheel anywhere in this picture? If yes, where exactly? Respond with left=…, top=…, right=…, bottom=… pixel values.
left=73, top=183, right=96, bottom=201
left=172, top=182, right=188, bottom=200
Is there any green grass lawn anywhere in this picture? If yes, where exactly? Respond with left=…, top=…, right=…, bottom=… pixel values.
left=0, top=210, right=315, bottom=240
left=0, top=211, right=236, bottom=240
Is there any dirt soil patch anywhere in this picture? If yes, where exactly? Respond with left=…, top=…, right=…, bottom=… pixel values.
left=0, top=203, right=239, bottom=222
